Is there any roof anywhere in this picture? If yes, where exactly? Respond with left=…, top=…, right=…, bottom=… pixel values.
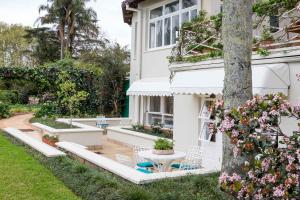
left=122, top=0, right=146, bottom=25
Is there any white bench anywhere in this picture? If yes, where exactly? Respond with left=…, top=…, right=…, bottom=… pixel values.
left=57, top=141, right=217, bottom=184
left=4, top=128, right=66, bottom=158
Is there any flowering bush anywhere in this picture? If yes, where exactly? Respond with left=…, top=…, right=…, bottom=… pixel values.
left=215, top=94, right=300, bottom=199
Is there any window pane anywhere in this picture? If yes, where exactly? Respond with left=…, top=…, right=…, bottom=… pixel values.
left=165, top=97, right=173, bottom=114
left=165, top=0, right=179, bottom=14
left=156, top=20, right=163, bottom=47
left=172, top=15, right=179, bottom=44
left=149, top=22, right=155, bottom=48
left=164, top=18, right=171, bottom=46
left=181, top=12, right=189, bottom=24
left=150, top=7, right=163, bottom=19
left=150, top=97, right=161, bottom=112
left=191, top=9, right=197, bottom=20
left=182, top=0, right=197, bottom=9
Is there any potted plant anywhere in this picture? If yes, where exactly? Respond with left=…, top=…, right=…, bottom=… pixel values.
left=153, top=138, right=174, bottom=155
left=260, top=28, right=275, bottom=45
left=42, top=134, right=59, bottom=147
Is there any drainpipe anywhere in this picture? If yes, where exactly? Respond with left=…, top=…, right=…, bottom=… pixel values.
left=126, top=4, right=143, bottom=124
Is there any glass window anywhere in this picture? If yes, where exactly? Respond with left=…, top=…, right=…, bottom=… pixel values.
left=156, top=20, right=163, bottom=47
left=182, top=0, right=197, bottom=9
left=165, top=0, right=179, bottom=14
left=190, top=9, right=198, bottom=20
left=150, top=96, right=161, bottom=112
left=172, top=15, right=179, bottom=44
left=164, top=18, right=171, bottom=45
left=149, top=22, right=156, bottom=48
left=182, top=12, right=189, bottom=24
left=165, top=97, right=173, bottom=114
left=150, top=6, right=163, bottom=19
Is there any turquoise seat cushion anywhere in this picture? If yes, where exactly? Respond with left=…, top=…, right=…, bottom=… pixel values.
left=136, top=168, right=153, bottom=174
left=137, top=162, right=154, bottom=168
left=171, top=163, right=195, bottom=170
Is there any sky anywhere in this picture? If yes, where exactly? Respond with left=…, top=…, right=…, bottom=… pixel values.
left=0, top=0, right=131, bottom=47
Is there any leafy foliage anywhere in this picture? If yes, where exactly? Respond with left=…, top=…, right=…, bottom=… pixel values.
left=215, top=94, right=300, bottom=199
left=0, top=90, right=19, bottom=104
left=0, top=102, right=10, bottom=119
left=0, top=22, right=36, bottom=67
left=154, top=138, right=173, bottom=150
left=253, top=0, right=299, bottom=17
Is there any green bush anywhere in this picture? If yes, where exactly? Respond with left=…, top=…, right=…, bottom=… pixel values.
left=0, top=102, right=10, bottom=119
left=35, top=102, right=58, bottom=118
left=154, top=139, right=173, bottom=150
left=0, top=90, right=19, bottom=103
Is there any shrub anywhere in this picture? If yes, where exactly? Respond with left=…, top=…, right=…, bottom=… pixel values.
left=0, top=102, right=10, bottom=119
left=0, top=90, right=19, bottom=103
left=35, top=102, right=58, bottom=118
left=215, top=94, right=300, bottom=199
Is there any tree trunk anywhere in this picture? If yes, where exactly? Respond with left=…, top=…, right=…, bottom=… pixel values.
left=59, top=23, right=65, bottom=60
left=222, top=0, right=253, bottom=174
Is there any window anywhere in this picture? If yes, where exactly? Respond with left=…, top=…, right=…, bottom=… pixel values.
left=148, top=0, right=198, bottom=49
left=150, top=96, right=161, bottom=112
left=147, top=96, right=174, bottom=128
left=198, top=99, right=216, bottom=142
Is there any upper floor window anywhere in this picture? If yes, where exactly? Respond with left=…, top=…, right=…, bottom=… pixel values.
left=149, top=0, right=198, bottom=49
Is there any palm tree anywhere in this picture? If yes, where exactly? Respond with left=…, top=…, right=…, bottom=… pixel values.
left=37, top=0, right=98, bottom=59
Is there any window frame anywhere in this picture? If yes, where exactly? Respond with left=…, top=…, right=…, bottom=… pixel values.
left=146, top=96, right=174, bottom=128
left=147, top=0, right=199, bottom=51
left=198, top=98, right=216, bottom=142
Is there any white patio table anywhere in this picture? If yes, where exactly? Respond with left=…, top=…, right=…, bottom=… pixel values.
left=138, top=150, right=186, bottom=172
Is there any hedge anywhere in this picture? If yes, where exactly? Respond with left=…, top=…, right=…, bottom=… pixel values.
left=3, top=132, right=229, bottom=200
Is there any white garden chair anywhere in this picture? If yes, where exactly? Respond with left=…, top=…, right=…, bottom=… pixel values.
left=171, top=146, right=203, bottom=170
left=115, top=153, right=153, bottom=174
left=96, top=116, right=109, bottom=128
left=133, top=145, right=155, bottom=169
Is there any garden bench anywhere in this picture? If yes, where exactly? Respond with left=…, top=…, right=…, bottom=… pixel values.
left=4, top=128, right=65, bottom=157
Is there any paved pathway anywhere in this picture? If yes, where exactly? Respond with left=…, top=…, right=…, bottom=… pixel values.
left=0, top=113, right=34, bottom=129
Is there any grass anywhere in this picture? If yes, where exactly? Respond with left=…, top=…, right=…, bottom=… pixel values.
left=9, top=104, right=41, bottom=114
left=30, top=117, right=78, bottom=129
left=2, top=131, right=229, bottom=200
left=0, top=132, right=80, bottom=200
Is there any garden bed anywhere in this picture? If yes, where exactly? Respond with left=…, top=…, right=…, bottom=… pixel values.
left=2, top=131, right=229, bottom=200
left=30, top=117, right=79, bottom=129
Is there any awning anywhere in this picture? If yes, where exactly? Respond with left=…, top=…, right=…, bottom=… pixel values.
left=171, top=63, right=290, bottom=95
left=127, top=77, right=172, bottom=96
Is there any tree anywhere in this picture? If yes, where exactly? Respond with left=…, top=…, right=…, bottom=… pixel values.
left=79, top=42, right=130, bottom=116
left=0, top=22, right=36, bottom=67
left=38, top=0, right=99, bottom=59
left=24, top=27, right=60, bottom=65
left=222, top=0, right=253, bottom=174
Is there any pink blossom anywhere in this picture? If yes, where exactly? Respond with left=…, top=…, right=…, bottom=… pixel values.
left=262, top=158, right=270, bottom=172
left=232, top=129, right=239, bottom=137
left=273, top=185, right=285, bottom=197
left=220, top=116, right=235, bottom=132
left=218, top=172, right=228, bottom=184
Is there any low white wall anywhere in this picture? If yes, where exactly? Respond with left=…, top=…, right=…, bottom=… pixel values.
left=31, top=122, right=104, bottom=147
left=106, top=126, right=171, bottom=147
left=57, top=118, right=132, bottom=127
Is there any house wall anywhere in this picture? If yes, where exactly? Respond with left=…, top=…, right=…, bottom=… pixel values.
left=128, top=0, right=222, bottom=123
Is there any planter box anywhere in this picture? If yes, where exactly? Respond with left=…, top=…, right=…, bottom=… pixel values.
left=42, top=137, right=57, bottom=147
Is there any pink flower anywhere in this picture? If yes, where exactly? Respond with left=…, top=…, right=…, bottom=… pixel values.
left=262, top=158, right=270, bottom=172
left=232, top=129, right=239, bottom=137
left=219, top=172, right=228, bottom=184
left=273, top=185, right=285, bottom=197
left=220, top=117, right=235, bottom=132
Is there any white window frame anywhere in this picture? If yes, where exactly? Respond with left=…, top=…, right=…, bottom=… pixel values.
left=198, top=98, right=216, bottom=142
left=148, top=0, right=199, bottom=50
left=146, top=96, right=174, bottom=128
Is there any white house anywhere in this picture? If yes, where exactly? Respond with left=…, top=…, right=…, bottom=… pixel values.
left=122, top=0, right=300, bottom=170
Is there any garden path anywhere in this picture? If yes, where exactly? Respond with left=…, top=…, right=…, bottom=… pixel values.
left=0, top=113, right=42, bottom=140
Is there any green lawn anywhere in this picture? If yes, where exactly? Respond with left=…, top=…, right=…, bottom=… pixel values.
left=30, top=117, right=78, bottom=129
left=0, top=133, right=80, bottom=200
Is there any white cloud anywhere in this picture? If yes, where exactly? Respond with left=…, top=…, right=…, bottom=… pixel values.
left=0, top=0, right=131, bottom=47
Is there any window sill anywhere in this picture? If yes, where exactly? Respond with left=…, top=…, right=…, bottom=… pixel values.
left=145, top=45, right=175, bottom=53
